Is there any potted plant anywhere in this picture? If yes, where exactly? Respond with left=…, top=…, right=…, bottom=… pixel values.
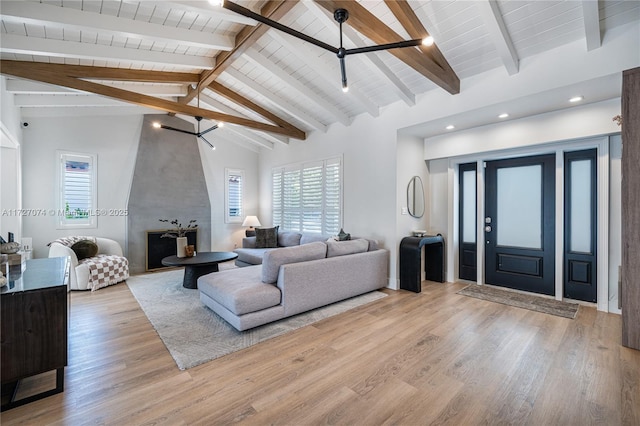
left=159, top=219, right=198, bottom=258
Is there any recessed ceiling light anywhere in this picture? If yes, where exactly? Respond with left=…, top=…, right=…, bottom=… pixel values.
left=498, top=113, right=509, bottom=119
left=569, top=96, right=584, bottom=103
left=446, top=125, right=455, bottom=130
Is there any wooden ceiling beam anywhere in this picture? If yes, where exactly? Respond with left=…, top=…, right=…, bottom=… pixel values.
left=384, top=0, right=457, bottom=76
left=0, top=61, right=199, bottom=83
left=314, top=0, right=460, bottom=94
left=180, top=0, right=298, bottom=105
left=207, top=81, right=303, bottom=136
left=0, top=60, right=305, bottom=139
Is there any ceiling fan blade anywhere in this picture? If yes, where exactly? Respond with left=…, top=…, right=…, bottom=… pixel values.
left=199, top=134, right=216, bottom=150
left=198, top=124, right=220, bottom=137
left=159, top=125, right=197, bottom=137
left=224, top=1, right=338, bottom=54
left=345, top=39, right=423, bottom=56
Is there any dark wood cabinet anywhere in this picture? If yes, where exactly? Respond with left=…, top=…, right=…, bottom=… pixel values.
left=1, top=257, right=69, bottom=411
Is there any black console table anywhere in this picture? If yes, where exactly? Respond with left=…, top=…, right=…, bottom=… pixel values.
left=1, top=257, right=69, bottom=411
left=399, top=235, right=445, bottom=293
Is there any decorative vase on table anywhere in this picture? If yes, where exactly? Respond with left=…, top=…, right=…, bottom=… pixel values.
left=176, top=237, right=188, bottom=258
left=159, top=219, right=198, bottom=258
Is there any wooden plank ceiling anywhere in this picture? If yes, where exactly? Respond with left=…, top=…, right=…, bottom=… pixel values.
left=1, top=0, right=637, bottom=149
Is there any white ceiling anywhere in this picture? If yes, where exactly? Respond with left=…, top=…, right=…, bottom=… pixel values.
left=1, top=0, right=639, bottom=148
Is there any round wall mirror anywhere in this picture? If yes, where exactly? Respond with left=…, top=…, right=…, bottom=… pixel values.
left=407, top=176, right=425, bottom=218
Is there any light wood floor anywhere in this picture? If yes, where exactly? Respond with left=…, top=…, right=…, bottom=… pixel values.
left=2, top=280, right=639, bottom=425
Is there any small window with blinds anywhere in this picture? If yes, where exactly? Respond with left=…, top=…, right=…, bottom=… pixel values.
left=225, top=168, right=244, bottom=223
left=272, top=157, right=342, bottom=235
left=57, top=151, right=97, bottom=229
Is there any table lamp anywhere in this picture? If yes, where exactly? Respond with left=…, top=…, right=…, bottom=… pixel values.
left=242, top=215, right=261, bottom=237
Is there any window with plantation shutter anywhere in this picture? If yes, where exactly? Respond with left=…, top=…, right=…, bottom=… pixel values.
left=272, top=157, right=342, bottom=235
left=57, top=151, right=97, bottom=229
left=225, top=169, right=244, bottom=223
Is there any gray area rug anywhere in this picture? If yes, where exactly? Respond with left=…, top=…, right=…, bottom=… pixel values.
left=127, top=269, right=387, bottom=370
left=457, top=284, right=579, bottom=319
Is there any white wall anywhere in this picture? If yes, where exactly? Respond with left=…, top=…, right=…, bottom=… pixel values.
left=198, top=134, right=260, bottom=251
left=1, top=77, right=23, bottom=143
left=0, top=76, right=24, bottom=243
left=609, top=134, right=622, bottom=314
left=423, top=99, right=622, bottom=160
left=21, top=115, right=142, bottom=258
left=0, top=146, right=20, bottom=240
left=396, top=134, right=429, bottom=235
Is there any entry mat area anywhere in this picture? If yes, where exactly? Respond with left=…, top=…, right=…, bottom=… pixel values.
left=457, top=284, right=579, bottom=319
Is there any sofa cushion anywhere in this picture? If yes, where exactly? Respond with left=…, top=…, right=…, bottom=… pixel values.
left=299, top=233, right=330, bottom=245
left=326, top=239, right=369, bottom=258
left=278, top=231, right=302, bottom=247
left=261, top=241, right=327, bottom=284
left=255, top=226, right=278, bottom=248
left=198, top=266, right=281, bottom=316
left=234, top=247, right=276, bottom=265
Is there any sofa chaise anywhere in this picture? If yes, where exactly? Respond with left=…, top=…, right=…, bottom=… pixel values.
left=199, top=238, right=388, bottom=331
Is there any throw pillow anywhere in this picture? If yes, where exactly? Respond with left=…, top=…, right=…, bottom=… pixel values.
left=255, top=226, right=278, bottom=248
left=70, top=240, right=99, bottom=260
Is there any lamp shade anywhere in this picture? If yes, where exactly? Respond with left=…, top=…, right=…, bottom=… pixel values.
left=242, top=215, right=261, bottom=227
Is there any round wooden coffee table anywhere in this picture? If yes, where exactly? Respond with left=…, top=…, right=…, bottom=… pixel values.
left=161, top=251, right=238, bottom=289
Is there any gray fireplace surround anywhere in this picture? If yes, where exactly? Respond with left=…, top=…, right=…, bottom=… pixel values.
left=127, top=114, right=212, bottom=274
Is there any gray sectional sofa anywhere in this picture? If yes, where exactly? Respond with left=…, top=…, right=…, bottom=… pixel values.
left=198, top=236, right=389, bottom=331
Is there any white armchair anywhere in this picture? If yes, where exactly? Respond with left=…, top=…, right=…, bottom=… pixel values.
left=48, top=237, right=129, bottom=291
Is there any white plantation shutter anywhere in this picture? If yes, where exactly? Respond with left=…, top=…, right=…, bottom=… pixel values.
left=302, top=162, right=323, bottom=233
left=324, top=158, right=341, bottom=235
left=65, top=167, right=91, bottom=214
left=283, top=168, right=301, bottom=231
left=58, top=152, right=96, bottom=228
left=228, top=176, right=242, bottom=218
left=225, top=169, right=244, bottom=223
left=272, top=157, right=342, bottom=235
left=272, top=169, right=283, bottom=228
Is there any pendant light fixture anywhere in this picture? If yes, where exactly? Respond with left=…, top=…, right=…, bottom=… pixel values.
left=220, top=1, right=434, bottom=93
